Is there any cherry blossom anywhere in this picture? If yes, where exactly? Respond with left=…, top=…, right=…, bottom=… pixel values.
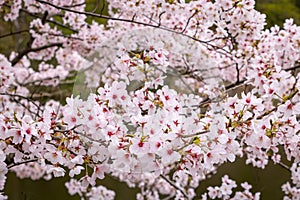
left=0, top=0, right=299, bottom=199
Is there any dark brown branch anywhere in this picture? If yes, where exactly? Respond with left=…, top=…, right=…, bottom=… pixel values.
left=41, top=11, right=48, bottom=24
left=8, top=159, right=39, bottom=169
left=0, top=29, right=29, bottom=39
left=181, top=10, right=198, bottom=33
left=157, top=11, right=166, bottom=27
left=11, top=42, right=63, bottom=66
left=180, top=130, right=209, bottom=138
left=235, top=63, right=240, bottom=83
left=285, top=65, right=300, bottom=72
left=225, top=79, right=246, bottom=91
left=160, top=174, right=190, bottom=200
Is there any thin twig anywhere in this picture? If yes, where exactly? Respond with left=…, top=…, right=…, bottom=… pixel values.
left=181, top=10, right=198, bottom=33
left=0, top=92, right=40, bottom=109
left=0, top=29, right=29, bottom=39
left=63, top=2, right=85, bottom=8
left=8, top=159, right=39, bottom=169
left=278, top=162, right=290, bottom=171
left=160, top=174, right=190, bottom=200
left=181, top=130, right=209, bottom=138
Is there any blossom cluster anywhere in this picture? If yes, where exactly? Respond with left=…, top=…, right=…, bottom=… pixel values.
left=201, top=175, right=261, bottom=200
left=0, top=0, right=299, bottom=199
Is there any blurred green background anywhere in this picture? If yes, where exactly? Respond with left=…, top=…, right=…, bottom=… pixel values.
left=256, top=0, right=300, bottom=28
left=1, top=0, right=300, bottom=199
left=5, top=157, right=291, bottom=199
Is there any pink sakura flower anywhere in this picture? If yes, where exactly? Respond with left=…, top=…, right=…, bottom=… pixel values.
left=220, top=175, right=237, bottom=195
left=90, top=165, right=108, bottom=185
left=6, top=128, right=23, bottom=144
left=281, top=182, right=300, bottom=200
left=69, top=166, right=84, bottom=178
left=290, top=163, right=300, bottom=187
left=20, top=115, right=38, bottom=143
left=88, top=145, right=108, bottom=163
left=148, top=135, right=163, bottom=153
left=262, top=79, right=280, bottom=96
left=44, top=144, right=64, bottom=165
left=157, top=143, right=181, bottom=165
left=0, top=174, right=7, bottom=197
left=79, top=175, right=93, bottom=189
left=246, top=132, right=271, bottom=149
left=135, top=153, right=160, bottom=173
left=115, top=53, right=132, bottom=74
left=157, top=86, right=178, bottom=108
left=86, top=185, right=115, bottom=200
left=141, top=100, right=156, bottom=115
left=204, top=143, right=229, bottom=166
left=70, top=155, right=84, bottom=166
left=103, top=125, right=118, bottom=140
left=63, top=110, right=79, bottom=128
left=106, top=81, right=129, bottom=107
left=129, top=137, right=150, bottom=155
left=0, top=150, right=5, bottom=163
left=217, top=134, right=229, bottom=144
left=207, top=186, right=220, bottom=199
left=278, top=100, right=300, bottom=120
left=108, top=148, right=135, bottom=173
left=2, top=0, right=21, bottom=21
left=241, top=92, right=264, bottom=113
left=85, top=118, right=108, bottom=141
left=63, top=12, right=86, bottom=30
left=63, top=96, right=85, bottom=127
left=65, top=179, right=83, bottom=196
left=241, top=182, right=252, bottom=191
left=249, top=119, right=272, bottom=148
left=147, top=49, right=169, bottom=68
left=0, top=193, right=7, bottom=200
left=224, top=138, right=241, bottom=162
left=0, top=118, right=8, bottom=141
left=145, top=76, right=166, bottom=89
left=46, top=166, right=65, bottom=177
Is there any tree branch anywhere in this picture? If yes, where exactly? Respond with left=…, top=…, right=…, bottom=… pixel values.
left=285, top=65, right=300, bottom=72
left=8, top=159, right=39, bottom=169
left=181, top=10, right=198, bottom=33
left=11, top=42, right=63, bottom=66
left=0, top=92, right=40, bottom=109
left=0, top=29, right=29, bottom=39
left=160, top=174, right=190, bottom=200
left=225, top=79, right=246, bottom=91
